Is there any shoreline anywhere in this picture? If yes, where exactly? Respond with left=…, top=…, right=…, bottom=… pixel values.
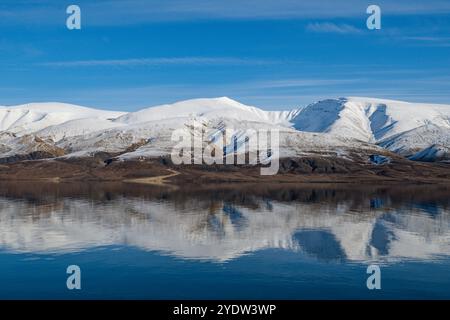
left=0, top=158, right=449, bottom=185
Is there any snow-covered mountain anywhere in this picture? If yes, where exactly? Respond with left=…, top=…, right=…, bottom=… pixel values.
left=0, top=103, right=124, bottom=136
left=292, top=97, right=450, bottom=160
left=114, top=97, right=299, bottom=126
left=0, top=96, right=449, bottom=163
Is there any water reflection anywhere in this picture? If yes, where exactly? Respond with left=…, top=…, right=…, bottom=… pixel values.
left=0, top=183, right=449, bottom=263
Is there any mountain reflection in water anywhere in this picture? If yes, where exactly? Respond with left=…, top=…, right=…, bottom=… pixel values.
left=1, top=182, right=449, bottom=264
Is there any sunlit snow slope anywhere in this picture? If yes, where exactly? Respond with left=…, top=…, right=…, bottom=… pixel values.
left=292, top=97, right=450, bottom=160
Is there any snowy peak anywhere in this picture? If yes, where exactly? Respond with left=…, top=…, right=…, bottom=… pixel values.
left=0, top=102, right=125, bottom=136
left=289, top=97, right=450, bottom=161
left=291, top=98, right=375, bottom=142
left=114, top=97, right=299, bottom=126
left=292, top=97, right=450, bottom=145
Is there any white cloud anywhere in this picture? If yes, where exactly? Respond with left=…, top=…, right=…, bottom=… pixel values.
left=39, top=57, right=273, bottom=67
left=306, top=22, right=363, bottom=34
left=2, top=0, right=450, bottom=26
left=254, top=78, right=362, bottom=88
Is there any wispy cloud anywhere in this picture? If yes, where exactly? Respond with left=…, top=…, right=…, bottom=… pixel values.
left=400, top=36, right=450, bottom=46
left=2, top=0, right=450, bottom=26
left=252, top=78, right=363, bottom=88
left=39, top=57, right=274, bottom=67
left=306, top=22, right=363, bottom=34
left=404, top=36, right=449, bottom=41
left=3, top=73, right=450, bottom=110
left=0, top=40, right=44, bottom=57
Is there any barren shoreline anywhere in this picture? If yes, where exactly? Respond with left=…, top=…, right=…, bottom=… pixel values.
left=1, top=156, right=450, bottom=185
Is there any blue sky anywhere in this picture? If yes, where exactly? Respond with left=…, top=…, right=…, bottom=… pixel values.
left=1, top=0, right=450, bottom=111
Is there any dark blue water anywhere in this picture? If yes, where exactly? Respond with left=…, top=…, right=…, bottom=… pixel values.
left=0, top=183, right=449, bottom=299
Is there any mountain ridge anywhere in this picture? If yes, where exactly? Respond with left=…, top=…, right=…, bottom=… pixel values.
left=0, top=96, right=449, bottom=163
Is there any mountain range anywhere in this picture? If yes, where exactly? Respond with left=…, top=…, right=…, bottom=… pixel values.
left=0, top=96, right=449, bottom=179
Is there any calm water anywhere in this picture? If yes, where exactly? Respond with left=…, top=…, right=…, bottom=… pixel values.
left=0, top=182, right=450, bottom=299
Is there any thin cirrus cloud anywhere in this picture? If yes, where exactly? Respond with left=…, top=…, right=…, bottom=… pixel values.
left=2, top=0, right=450, bottom=26
left=399, top=36, right=450, bottom=46
left=305, top=22, right=363, bottom=34
left=252, top=78, right=363, bottom=89
left=38, top=57, right=276, bottom=67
